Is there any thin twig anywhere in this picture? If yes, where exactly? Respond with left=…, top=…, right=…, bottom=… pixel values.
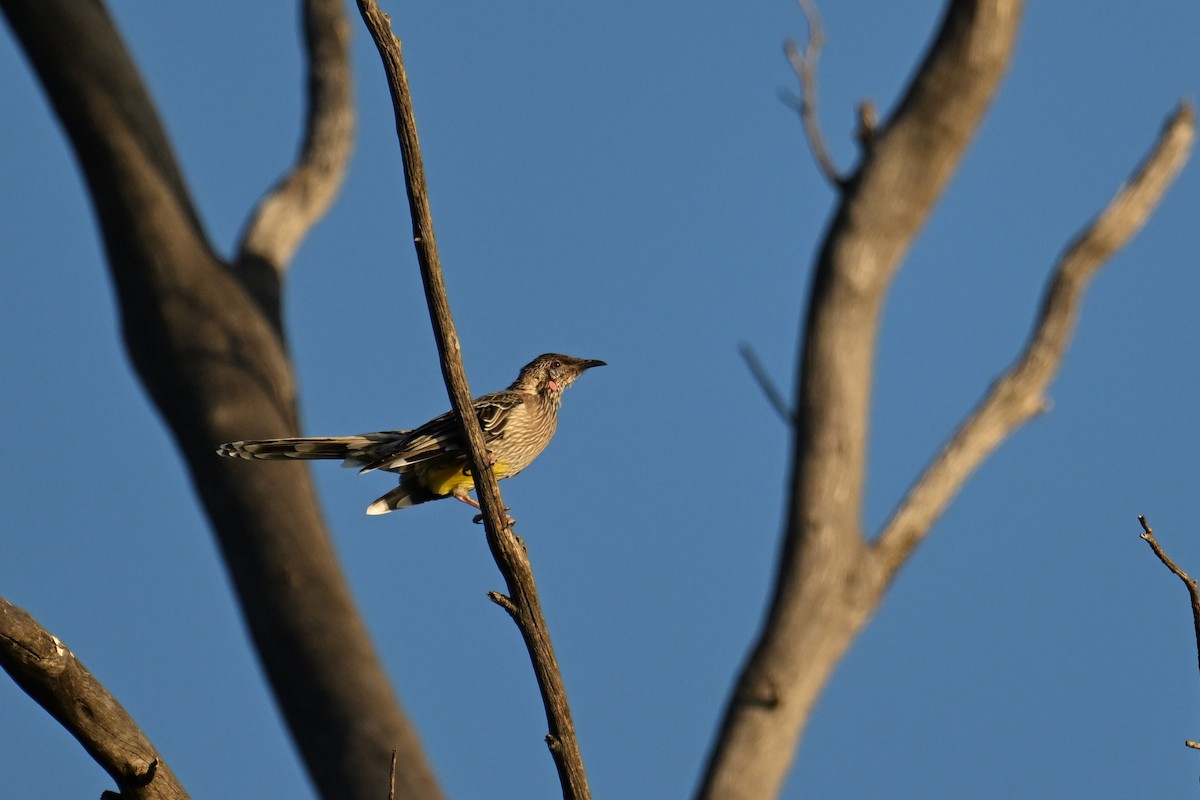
left=1138, top=516, right=1200, bottom=681
left=873, top=103, right=1194, bottom=577
left=784, top=0, right=843, bottom=187
left=738, top=343, right=795, bottom=424
left=354, top=3, right=591, bottom=799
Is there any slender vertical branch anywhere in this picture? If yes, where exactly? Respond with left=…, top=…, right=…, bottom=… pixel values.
left=355, top=3, right=591, bottom=799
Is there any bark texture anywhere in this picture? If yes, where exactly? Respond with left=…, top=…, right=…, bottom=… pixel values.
left=0, top=599, right=190, bottom=800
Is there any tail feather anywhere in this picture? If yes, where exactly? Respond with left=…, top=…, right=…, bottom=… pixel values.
left=217, top=432, right=411, bottom=465
left=366, top=480, right=441, bottom=515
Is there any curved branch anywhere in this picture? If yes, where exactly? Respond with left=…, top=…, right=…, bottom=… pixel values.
left=1, top=2, right=440, bottom=798
left=235, top=0, right=355, bottom=323
left=874, top=103, right=1194, bottom=575
left=355, top=3, right=591, bottom=799
left=0, top=598, right=189, bottom=800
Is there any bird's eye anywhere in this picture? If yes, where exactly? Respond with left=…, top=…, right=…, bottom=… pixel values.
left=550, top=359, right=562, bottom=370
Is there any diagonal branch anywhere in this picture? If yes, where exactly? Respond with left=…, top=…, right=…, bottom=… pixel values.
left=873, top=103, right=1194, bottom=576
left=1138, top=516, right=1200, bottom=682
left=235, top=0, right=355, bottom=323
left=0, top=598, right=189, bottom=800
left=354, top=3, right=591, bottom=799
left=739, top=343, right=795, bottom=424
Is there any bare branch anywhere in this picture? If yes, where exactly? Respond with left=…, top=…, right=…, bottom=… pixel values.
left=0, top=598, right=189, bottom=800
left=701, top=3, right=1026, bottom=798
left=873, top=103, right=1194, bottom=576
left=488, top=591, right=519, bottom=617
left=1138, top=515, right=1200, bottom=682
left=355, top=3, right=591, bottom=799
left=784, top=0, right=843, bottom=186
left=237, top=0, right=353, bottom=274
left=0, top=3, right=440, bottom=797
left=739, top=343, right=795, bottom=424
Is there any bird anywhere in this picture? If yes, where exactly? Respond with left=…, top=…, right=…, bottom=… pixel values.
left=216, top=353, right=605, bottom=517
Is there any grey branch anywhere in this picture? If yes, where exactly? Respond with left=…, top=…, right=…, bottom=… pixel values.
left=0, top=598, right=189, bottom=800
left=784, top=0, right=843, bottom=186
left=0, top=2, right=440, bottom=797
left=355, top=3, right=592, bottom=799
left=236, top=0, right=354, bottom=289
left=874, top=103, right=1194, bottom=576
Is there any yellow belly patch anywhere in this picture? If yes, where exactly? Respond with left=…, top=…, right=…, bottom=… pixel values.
left=418, top=461, right=512, bottom=497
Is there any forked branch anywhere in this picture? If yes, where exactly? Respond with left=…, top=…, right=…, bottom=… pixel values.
left=783, top=0, right=843, bottom=186
left=0, top=598, right=189, bottom=800
left=873, top=103, right=1194, bottom=577
left=355, top=3, right=591, bottom=798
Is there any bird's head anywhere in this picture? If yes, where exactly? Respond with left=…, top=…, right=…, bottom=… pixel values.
left=512, top=353, right=606, bottom=395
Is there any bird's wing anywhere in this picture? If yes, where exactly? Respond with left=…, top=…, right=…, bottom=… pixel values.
left=359, top=391, right=525, bottom=473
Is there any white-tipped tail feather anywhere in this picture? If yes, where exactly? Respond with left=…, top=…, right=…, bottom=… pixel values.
left=365, top=485, right=418, bottom=515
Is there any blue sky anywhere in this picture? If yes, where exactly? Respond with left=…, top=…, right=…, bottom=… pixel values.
left=2, top=1, right=1199, bottom=798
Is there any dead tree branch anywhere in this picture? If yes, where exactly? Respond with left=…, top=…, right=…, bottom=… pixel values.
left=0, top=2, right=440, bottom=798
left=739, top=343, right=795, bottom=424
left=703, top=1, right=1027, bottom=791
left=700, top=0, right=1192, bottom=794
left=701, top=3, right=1023, bottom=797
left=784, top=0, right=843, bottom=186
left=355, top=3, right=591, bottom=799
left=1139, top=516, right=1200, bottom=683
left=0, top=598, right=189, bottom=800
left=875, top=104, right=1194, bottom=576
left=235, top=0, right=355, bottom=326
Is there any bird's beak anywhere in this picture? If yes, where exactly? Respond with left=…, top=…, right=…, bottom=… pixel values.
left=580, top=359, right=606, bottom=370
